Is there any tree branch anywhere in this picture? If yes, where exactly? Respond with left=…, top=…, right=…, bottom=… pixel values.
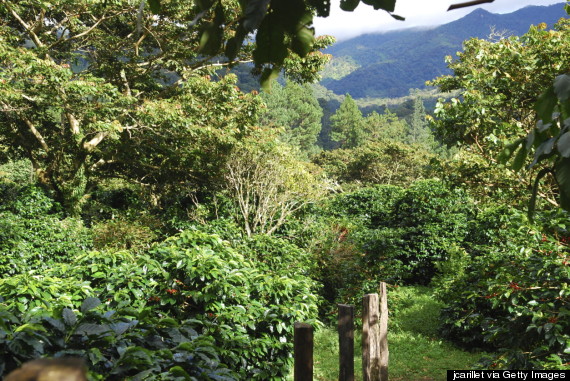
left=1, top=0, right=45, bottom=49
left=83, top=131, right=108, bottom=152
left=23, top=117, right=50, bottom=152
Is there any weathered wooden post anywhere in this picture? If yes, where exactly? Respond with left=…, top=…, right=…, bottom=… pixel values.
left=362, top=283, right=389, bottom=381
left=338, top=304, right=355, bottom=381
left=362, top=293, right=381, bottom=381
left=378, top=282, right=389, bottom=381
left=294, top=322, right=313, bottom=381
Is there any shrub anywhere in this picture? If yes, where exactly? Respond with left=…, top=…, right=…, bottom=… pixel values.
left=150, top=230, right=320, bottom=379
left=327, top=185, right=405, bottom=228
left=435, top=208, right=570, bottom=369
left=0, top=298, right=234, bottom=380
left=0, top=212, right=92, bottom=277
left=92, top=218, right=158, bottom=252
left=355, top=179, right=473, bottom=285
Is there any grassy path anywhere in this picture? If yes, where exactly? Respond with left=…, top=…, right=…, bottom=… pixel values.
left=310, top=286, right=488, bottom=381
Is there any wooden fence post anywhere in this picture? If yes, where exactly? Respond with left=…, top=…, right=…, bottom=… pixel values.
left=294, top=322, right=313, bottom=381
left=379, top=282, right=389, bottom=381
left=362, top=293, right=381, bottom=381
left=362, top=284, right=389, bottom=381
left=338, top=304, right=355, bottom=381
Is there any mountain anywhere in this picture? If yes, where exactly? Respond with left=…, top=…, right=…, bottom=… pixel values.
left=320, top=3, right=568, bottom=99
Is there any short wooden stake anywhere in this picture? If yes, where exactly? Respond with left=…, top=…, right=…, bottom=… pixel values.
left=338, top=304, right=355, bottom=381
left=294, top=322, right=313, bottom=381
left=362, top=293, right=381, bottom=381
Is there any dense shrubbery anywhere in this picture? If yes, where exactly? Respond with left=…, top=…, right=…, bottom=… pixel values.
left=0, top=185, right=319, bottom=379
left=435, top=207, right=570, bottom=369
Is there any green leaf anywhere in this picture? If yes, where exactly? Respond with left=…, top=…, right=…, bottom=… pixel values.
left=557, top=132, right=570, bottom=158
left=76, top=323, right=110, bottom=336
left=62, top=308, right=77, bottom=326
left=260, top=67, right=280, bottom=92
left=498, top=138, right=523, bottom=164
left=530, top=137, right=556, bottom=168
left=148, top=0, right=161, bottom=13
left=340, top=0, right=360, bottom=11
left=511, top=144, right=528, bottom=171
left=390, top=13, right=405, bottom=21
left=199, top=23, right=223, bottom=55
left=555, top=158, right=570, bottom=211
left=81, top=297, right=101, bottom=313
left=291, top=26, right=315, bottom=57
left=535, top=86, right=557, bottom=122
left=225, top=28, right=246, bottom=61
left=554, top=74, right=570, bottom=101
left=243, top=0, right=271, bottom=32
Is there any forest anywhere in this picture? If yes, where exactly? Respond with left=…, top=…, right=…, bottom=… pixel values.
left=0, top=0, right=569, bottom=379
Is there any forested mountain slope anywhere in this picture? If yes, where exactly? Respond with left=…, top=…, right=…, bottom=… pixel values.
left=321, top=3, right=567, bottom=98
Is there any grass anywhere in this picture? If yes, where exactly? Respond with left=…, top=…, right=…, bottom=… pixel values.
left=305, top=286, right=488, bottom=381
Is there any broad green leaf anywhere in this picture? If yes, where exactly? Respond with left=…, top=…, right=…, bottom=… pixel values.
left=76, top=323, right=110, bottom=336
left=555, top=158, right=570, bottom=211
left=199, top=23, right=223, bottom=55
left=511, top=145, right=528, bottom=171
left=260, top=67, right=280, bottom=92
left=554, top=74, right=570, bottom=101
left=243, top=0, right=271, bottom=32
left=291, top=26, right=315, bottom=57
left=535, top=86, right=557, bottom=122
left=530, top=137, right=556, bottom=168
left=558, top=131, right=570, bottom=158
left=62, top=308, right=77, bottom=326
left=340, top=0, right=360, bottom=11
left=497, top=138, right=523, bottom=164
left=81, top=297, right=101, bottom=313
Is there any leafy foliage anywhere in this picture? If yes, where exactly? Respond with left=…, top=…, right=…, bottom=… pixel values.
left=0, top=299, right=234, bottom=380
left=435, top=208, right=570, bottom=369
left=429, top=19, right=570, bottom=157
left=313, top=139, right=435, bottom=186
left=260, top=81, right=323, bottom=156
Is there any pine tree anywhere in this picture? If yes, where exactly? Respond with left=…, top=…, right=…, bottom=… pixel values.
left=260, top=82, right=323, bottom=156
left=407, top=96, right=436, bottom=151
left=330, top=94, right=365, bottom=148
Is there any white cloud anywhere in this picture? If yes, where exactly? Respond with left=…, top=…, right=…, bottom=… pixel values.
left=313, top=0, right=566, bottom=40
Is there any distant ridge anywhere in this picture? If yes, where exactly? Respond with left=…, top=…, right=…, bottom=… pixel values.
left=320, top=3, right=568, bottom=99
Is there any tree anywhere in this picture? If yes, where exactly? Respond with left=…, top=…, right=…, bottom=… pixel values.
left=330, top=94, right=366, bottom=148
left=407, top=96, right=436, bottom=151
left=429, top=19, right=570, bottom=210
left=364, top=110, right=408, bottom=143
left=429, top=21, right=570, bottom=157
left=224, top=138, right=325, bottom=236
left=259, top=81, right=323, bottom=156
left=313, top=139, right=434, bottom=186
left=0, top=0, right=330, bottom=215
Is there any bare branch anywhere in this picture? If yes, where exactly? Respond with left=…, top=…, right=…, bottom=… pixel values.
left=66, top=112, right=81, bottom=135
left=83, top=131, right=108, bottom=152
left=23, top=117, right=50, bottom=152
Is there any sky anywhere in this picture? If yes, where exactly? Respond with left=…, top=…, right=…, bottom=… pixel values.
left=313, top=0, right=566, bottom=40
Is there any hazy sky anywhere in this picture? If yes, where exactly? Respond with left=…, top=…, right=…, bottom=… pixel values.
left=313, top=0, right=566, bottom=40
